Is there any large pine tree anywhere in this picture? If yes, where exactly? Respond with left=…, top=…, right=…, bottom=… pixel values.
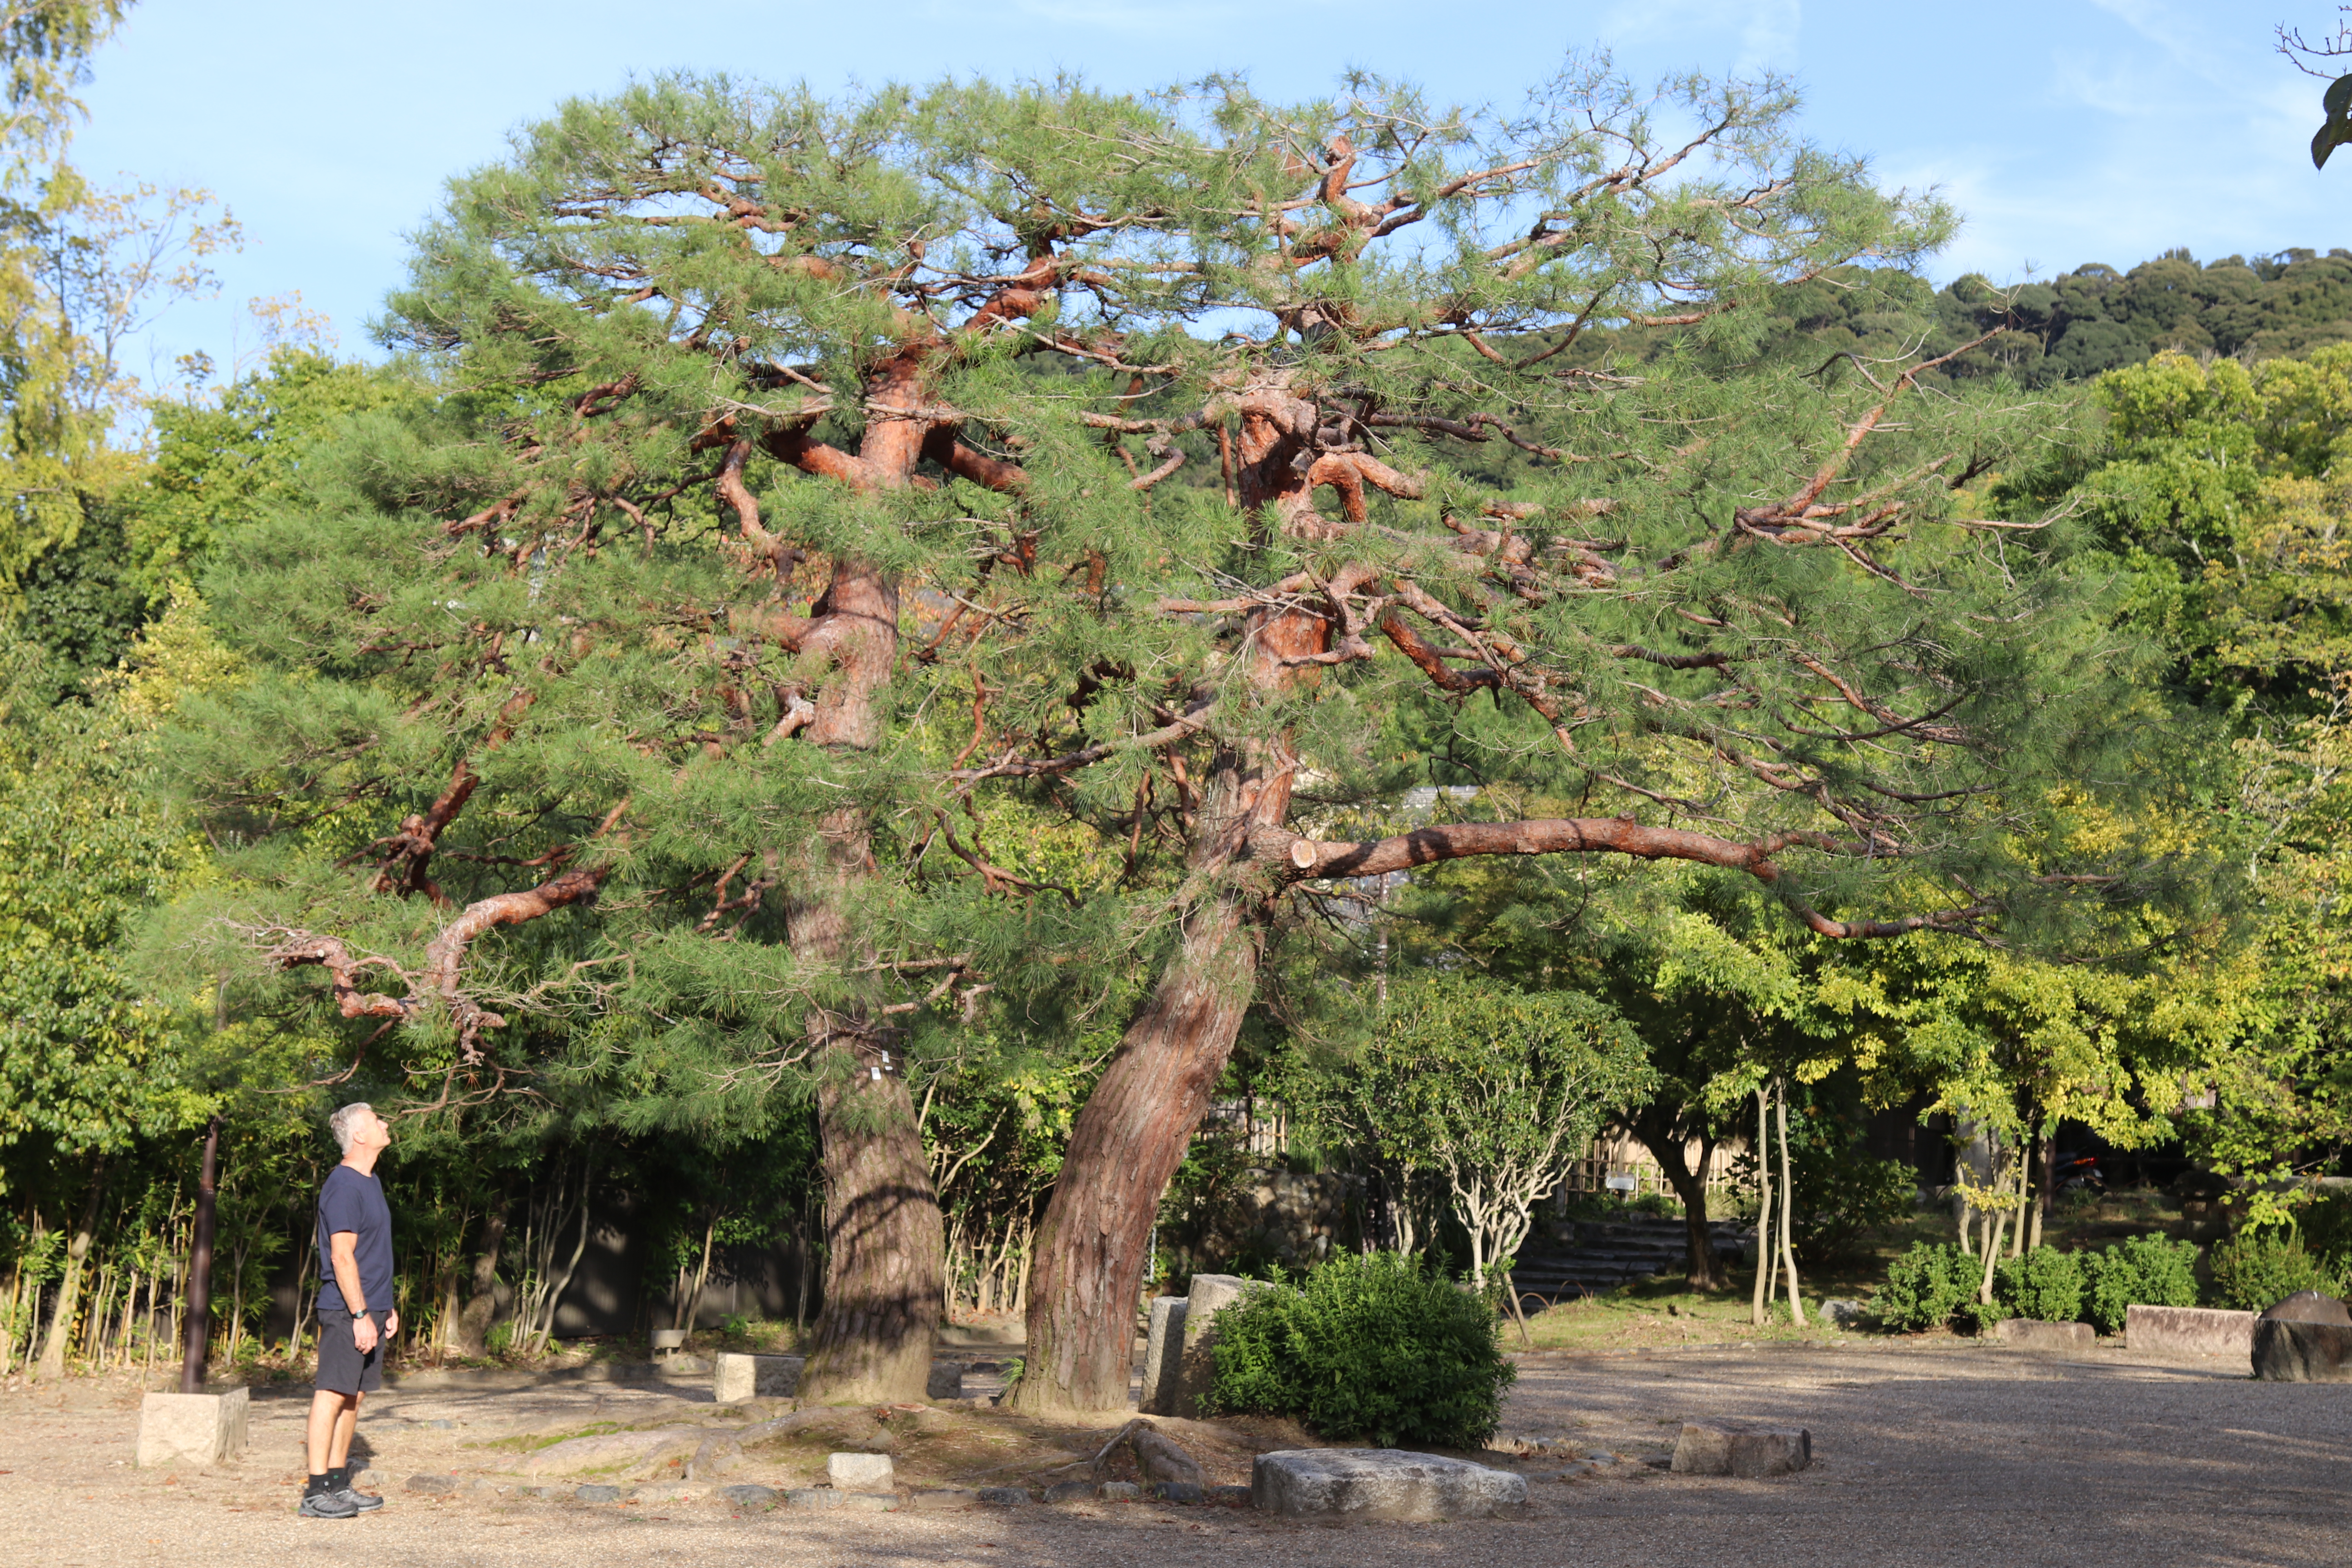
left=166, top=67, right=2193, bottom=1407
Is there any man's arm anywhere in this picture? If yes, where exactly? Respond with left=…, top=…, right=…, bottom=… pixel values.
left=329, top=1232, right=378, bottom=1353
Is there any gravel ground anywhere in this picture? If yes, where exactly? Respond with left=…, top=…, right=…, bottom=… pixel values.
left=0, top=1339, right=2339, bottom=1568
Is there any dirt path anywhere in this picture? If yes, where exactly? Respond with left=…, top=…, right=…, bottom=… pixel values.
left=0, top=1340, right=2338, bottom=1568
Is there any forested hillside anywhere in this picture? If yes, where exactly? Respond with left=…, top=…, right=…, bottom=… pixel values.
left=1569, top=247, right=2352, bottom=386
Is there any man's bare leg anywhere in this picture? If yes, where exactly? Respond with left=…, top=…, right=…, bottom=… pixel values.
left=329, top=1392, right=363, bottom=1470
left=305, top=1390, right=355, bottom=1475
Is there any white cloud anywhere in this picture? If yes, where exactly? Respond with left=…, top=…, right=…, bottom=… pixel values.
left=1597, top=0, right=1801, bottom=72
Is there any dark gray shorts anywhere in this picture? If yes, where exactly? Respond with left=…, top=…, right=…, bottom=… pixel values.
left=315, top=1308, right=385, bottom=1395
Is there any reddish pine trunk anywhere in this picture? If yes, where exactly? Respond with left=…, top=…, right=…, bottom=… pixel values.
left=1012, top=376, right=1339, bottom=1414
left=1011, top=736, right=1298, bottom=1414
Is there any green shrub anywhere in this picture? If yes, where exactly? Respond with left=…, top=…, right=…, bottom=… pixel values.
left=2297, top=1189, right=2352, bottom=1267
left=1200, top=1250, right=1514, bottom=1448
left=1993, top=1245, right=2087, bottom=1323
left=2083, top=1234, right=2200, bottom=1334
left=1875, top=1243, right=1981, bottom=1331
left=2210, top=1234, right=2342, bottom=1311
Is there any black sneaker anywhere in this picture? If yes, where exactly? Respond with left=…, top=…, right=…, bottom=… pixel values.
left=336, top=1487, right=385, bottom=1512
left=299, top=1489, right=359, bottom=1519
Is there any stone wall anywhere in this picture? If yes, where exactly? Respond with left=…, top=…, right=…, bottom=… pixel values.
left=1161, top=1166, right=1368, bottom=1279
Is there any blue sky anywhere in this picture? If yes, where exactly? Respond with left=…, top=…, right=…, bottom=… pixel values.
left=63, top=0, right=2330, bottom=386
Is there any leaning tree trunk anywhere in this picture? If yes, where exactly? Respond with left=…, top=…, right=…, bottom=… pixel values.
left=36, top=1160, right=106, bottom=1381
left=1012, top=735, right=1297, bottom=1415
left=1011, top=454, right=1336, bottom=1414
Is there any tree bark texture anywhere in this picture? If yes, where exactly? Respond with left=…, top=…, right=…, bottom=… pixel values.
left=1012, top=733, right=1300, bottom=1414
left=178, top=1117, right=221, bottom=1392
left=796, top=1042, right=944, bottom=1403
left=454, top=1194, right=509, bottom=1357
left=791, top=784, right=944, bottom=1405
left=35, top=1162, right=105, bottom=1381
left=1011, top=441, right=1365, bottom=1414
left=1628, top=1103, right=1719, bottom=1291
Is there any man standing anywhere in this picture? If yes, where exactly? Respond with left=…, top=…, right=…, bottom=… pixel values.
left=301, top=1102, right=399, bottom=1519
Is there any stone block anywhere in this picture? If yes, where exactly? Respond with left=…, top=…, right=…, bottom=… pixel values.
left=406, top=1474, right=459, bottom=1495
left=1098, top=1481, right=1142, bottom=1501
left=2127, top=1305, right=2257, bottom=1359
left=2253, top=1318, right=2352, bottom=1381
left=1818, top=1298, right=1866, bottom=1327
left=1994, top=1318, right=2095, bottom=1350
left=911, top=1488, right=979, bottom=1510
left=575, top=1484, right=629, bottom=1503
left=1043, top=1480, right=1097, bottom=1503
left=1150, top=1480, right=1203, bottom=1503
left=1250, top=1449, right=1529, bottom=1521
left=1140, top=1296, right=1188, bottom=1415
left=1207, top=1483, right=1254, bottom=1506
left=1670, top=1422, right=1811, bottom=1478
left=134, top=1388, right=249, bottom=1468
left=1174, top=1273, right=1262, bottom=1417
left=827, top=1451, right=895, bottom=1492
left=713, top=1352, right=803, bottom=1403
left=976, top=1486, right=1033, bottom=1506
left=717, top=1483, right=779, bottom=1511
left=926, top=1361, right=965, bottom=1402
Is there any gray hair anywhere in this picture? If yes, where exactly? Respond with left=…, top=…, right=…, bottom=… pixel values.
left=329, top=1102, right=373, bottom=1154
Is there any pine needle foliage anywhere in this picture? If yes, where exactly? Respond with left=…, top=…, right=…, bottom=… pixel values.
left=152, top=64, right=2202, bottom=1118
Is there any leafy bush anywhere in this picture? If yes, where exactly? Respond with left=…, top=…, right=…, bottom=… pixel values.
left=2297, top=1189, right=2352, bottom=1267
left=1875, top=1243, right=1982, bottom=1331
left=1201, top=1250, right=1514, bottom=1448
left=2084, top=1234, right=2200, bottom=1334
left=1994, top=1246, right=2087, bottom=1323
left=1730, top=1099, right=1918, bottom=1261
left=2210, top=1234, right=2342, bottom=1311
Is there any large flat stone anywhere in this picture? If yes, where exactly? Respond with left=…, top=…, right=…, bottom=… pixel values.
left=135, top=1388, right=248, bottom=1468
left=2253, top=1318, right=2352, bottom=1381
left=1140, top=1296, right=1188, bottom=1415
left=1250, top=1449, right=1528, bottom=1521
left=1994, top=1318, right=2095, bottom=1350
left=1670, top=1422, right=1813, bottom=1478
left=926, top=1361, right=965, bottom=1401
left=713, top=1352, right=803, bottom=1403
left=2128, top=1305, right=2256, bottom=1359
left=521, top=1426, right=700, bottom=1477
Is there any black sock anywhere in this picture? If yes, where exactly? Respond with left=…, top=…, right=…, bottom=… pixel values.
left=305, top=1474, right=331, bottom=1496
left=327, top=1465, right=350, bottom=1490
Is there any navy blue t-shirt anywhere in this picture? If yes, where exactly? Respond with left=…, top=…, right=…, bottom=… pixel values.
left=316, top=1165, right=394, bottom=1314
